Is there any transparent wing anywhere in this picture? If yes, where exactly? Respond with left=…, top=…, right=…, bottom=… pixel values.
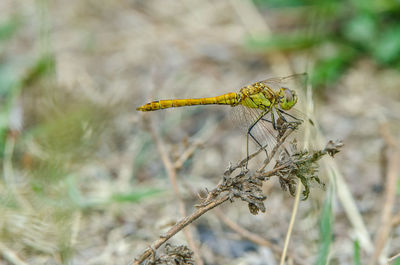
left=260, top=73, right=308, bottom=92
left=232, top=106, right=314, bottom=158
left=231, top=105, right=279, bottom=157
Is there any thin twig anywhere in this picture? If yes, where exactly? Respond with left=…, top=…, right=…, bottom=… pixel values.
left=257, top=129, right=294, bottom=173
left=368, top=124, right=400, bottom=265
left=214, top=208, right=276, bottom=249
left=3, top=133, right=32, bottom=210
left=223, top=143, right=267, bottom=176
left=388, top=252, right=400, bottom=263
left=391, top=212, right=400, bottom=227
left=147, top=116, right=204, bottom=265
left=131, top=195, right=230, bottom=265
left=174, top=139, right=204, bottom=170
left=0, top=242, right=29, bottom=265
left=280, top=179, right=303, bottom=265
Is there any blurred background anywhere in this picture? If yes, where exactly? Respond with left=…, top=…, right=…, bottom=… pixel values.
left=1, top=0, right=400, bottom=264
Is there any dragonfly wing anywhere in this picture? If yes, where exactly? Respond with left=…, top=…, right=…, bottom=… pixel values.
left=260, top=73, right=308, bottom=92
left=231, top=106, right=315, bottom=158
left=231, top=105, right=279, bottom=155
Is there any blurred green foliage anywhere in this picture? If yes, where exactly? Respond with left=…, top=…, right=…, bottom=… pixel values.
left=250, top=0, right=400, bottom=88
left=0, top=17, right=22, bottom=159
left=0, top=16, right=21, bottom=42
left=0, top=10, right=159, bottom=213
left=0, top=52, right=54, bottom=160
left=0, top=15, right=55, bottom=160
left=111, top=188, right=164, bottom=203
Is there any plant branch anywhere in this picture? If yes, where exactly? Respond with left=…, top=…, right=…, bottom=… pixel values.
left=173, top=139, right=204, bottom=170
left=133, top=115, right=342, bottom=265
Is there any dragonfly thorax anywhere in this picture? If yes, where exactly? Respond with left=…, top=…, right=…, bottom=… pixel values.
left=237, top=81, right=281, bottom=110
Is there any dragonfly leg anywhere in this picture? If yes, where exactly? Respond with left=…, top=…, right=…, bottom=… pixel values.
left=270, top=110, right=277, bottom=130
left=278, top=109, right=303, bottom=121
left=277, top=109, right=302, bottom=129
left=246, top=110, right=270, bottom=167
left=261, top=118, right=272, bottom=124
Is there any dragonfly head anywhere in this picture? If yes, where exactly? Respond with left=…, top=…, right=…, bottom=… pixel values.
left=279, top=87, right=298, bottom=110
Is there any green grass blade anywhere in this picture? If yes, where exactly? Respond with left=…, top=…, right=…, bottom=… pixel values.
left=315, top=189, right=334, bottom=265
left=353, top=240, right=361, bottom=265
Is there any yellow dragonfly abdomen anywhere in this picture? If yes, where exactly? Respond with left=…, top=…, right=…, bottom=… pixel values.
left=136, top=92, right=239, bottom=111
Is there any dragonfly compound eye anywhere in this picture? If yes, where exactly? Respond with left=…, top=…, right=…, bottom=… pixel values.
left=279, top=88, right=298, bottom=110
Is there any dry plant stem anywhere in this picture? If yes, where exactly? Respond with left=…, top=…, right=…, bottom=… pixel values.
left=70, top=211, right=82, bottom=247
left=174, top=139, right=203, bottom=170
left=134, top=115, right=306, bottom=264
left=330, top=160, right=373, bottom=252
left=368, top=125, right=400, bottom=265
left=280, top=180, right=303, bottom=265
left=214, top=209, right=276, bottom=249
left=257, top=130, right=293, bottom=173
left=131, top=195, right=230, bottom=265
left=214, top=209, right=307, bottom=265
left=0, top=242, right=28, bottom=265
left=317, top=134, right=373, bottom=251
left=392, top=212, right=400, bottom=226
left=388, top=252, right=400, bottom=262
left=3, top=134, right=32, bottom=210
left=132, top=160, right=292, bottom=265
left=132, top=126, right=296, bottom=264
left=147, top=117, right=204, bottom=265
left=223, top=144, right=266, bottom=175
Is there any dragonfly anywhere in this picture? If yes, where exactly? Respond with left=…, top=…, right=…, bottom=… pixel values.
left=137, top=74, right=307, bottom=165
